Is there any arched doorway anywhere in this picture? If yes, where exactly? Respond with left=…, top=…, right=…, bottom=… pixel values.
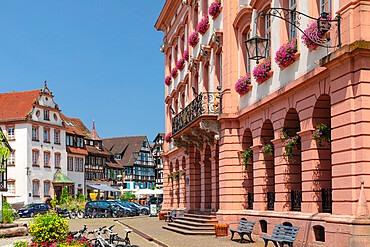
left=201, top=145, right=212, bottom=211
left=313, top=94, right=332, bottom=213
left=242, top=128, right=253, bottom=209
left=283, top=109, right=302, bottom=211
left=261, top=120, right=275, bottom=210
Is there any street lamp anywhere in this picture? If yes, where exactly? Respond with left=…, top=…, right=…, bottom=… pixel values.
left=244, top=36, right=269, bottom=64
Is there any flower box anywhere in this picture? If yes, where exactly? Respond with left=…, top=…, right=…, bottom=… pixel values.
left=176, top=58, right=186, bottom=71
left=253, top=58, right=272, bottom=84
left=235, top=74, right=252, bottom=96
left=197, top=15, right=209, bottom=35
left=164, top=76, right=172, bottom=86
left=302, top=13, right=332, bottom=51
left=209, top=1, right=222, bottom=20
left=275, top=39, right=298, bottom=69
left=171, top=68, right=178, bottom=78
left=184, top=49, right=189, bottom=61
left=165, top=132, right=172, bottom=143
left=189, top=31, right=199, bottom=47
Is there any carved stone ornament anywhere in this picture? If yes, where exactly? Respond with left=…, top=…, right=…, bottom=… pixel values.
left=200, top=45, right=209, bottom=63
left=211, top=32, right=220, bottom=48
left=173, top=138, right=189, bottom=154
left=191, top=127, right=214, bottom=146
left=200, top=119, right=221, bottom=140
left=189, top=57, right=198, bottom=73
left=193, top=0, right=198, bottom=7
left=181, top=133, right=203, bottom=151
left=182, top=0, right=189, bottom=5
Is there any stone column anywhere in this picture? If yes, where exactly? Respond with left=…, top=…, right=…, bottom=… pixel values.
left=179, top=159, right=186, bottom=209
left=162, top=156, right=172, bottom=211
left=251, top=144, right=266, bottom=211
left=210, top=153, right=219, bottom=212
left=272, top=138, right=289, bottom=212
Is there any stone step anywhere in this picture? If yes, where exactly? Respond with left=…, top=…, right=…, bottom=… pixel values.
left=168, top=222, right=215, bottom=232
left=184, top=213, right=217, bottom=220
left=177, top=216, right=218, bottom=223
left=162, top=225, right=215, bottom=235
left=173, top=218, right=216, bottom=227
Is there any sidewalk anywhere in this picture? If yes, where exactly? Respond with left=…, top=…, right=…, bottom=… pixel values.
left=118, top=216, right=266, bottom=247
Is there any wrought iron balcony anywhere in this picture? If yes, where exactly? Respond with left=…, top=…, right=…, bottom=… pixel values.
left=291, top=190, right=302, bottom=211
left=172, top=92, right=221, bottom=136
left=267, top=191, right=275, bottom=210
left=322, top=188, right=332, bottom=213
left=248, top=192, right=254, bottom=210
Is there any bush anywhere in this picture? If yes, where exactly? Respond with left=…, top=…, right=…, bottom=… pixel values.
left=120, top=192, right=137, bottom=201
left=29, top=211, right=68, bottom=245
left=3, top=201, right=16, bottom=223
left=59, top=187, right=69, bottom=205
left=13, top=241, right=29, bottom=247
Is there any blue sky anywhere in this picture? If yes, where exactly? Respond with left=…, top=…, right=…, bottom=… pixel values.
left=0, top=1, right=166, bottom=142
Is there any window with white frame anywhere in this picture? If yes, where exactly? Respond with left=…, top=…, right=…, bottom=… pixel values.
left=79, top=158, right=83, bottom=171
left=265, top=15, right=271, bottom=57
left=55, top=153, right=60, bottom=168
left=7, top=181, right=14, bottom=193
left=75, top=158, right=79, bottom=171
left=8, top=152, right=15, bottom=166
left=33, top=180, right=39, bottom=196
left=44, top=129, right=50, bottom=143
left=68, top=157, right=73, bottom=171
left=7, top=127, right=14, bottom=140
left=32, top=127, right=39, bottom=141
left=54, top=131, right=60, bottom=144
left=246, top=31, right=251, bottom=73
left=320, top=0, right=331, bottom=14
left=44, top=182, right=50, bottom=196
left=289, top=0, right=297, bottom=39
left=44, top=110, right=49, bottom=120
left=32, top=150, right=39, bottom=166
left=115, top=155, right=122, bottom=160
left=44, top=152, right=50, bottom=167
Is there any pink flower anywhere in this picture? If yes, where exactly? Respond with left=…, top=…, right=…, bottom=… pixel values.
left=197, top=15, right=209, bottom=35
left=176, top=58, right=186, bottom=71
left=164, top=76, right=172, bottom=86
left=171, top=68, right=178, bottom=78
left=189, top=31, right=199, bottom=47
left=235, top=74, right=252, bottom=96
left=253, top=58, right=271, bottom=84
left=209, top=1, right=221, bottom=19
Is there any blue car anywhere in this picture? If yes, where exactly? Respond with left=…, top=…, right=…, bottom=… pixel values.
left=18, top=203, right=49, bottom=218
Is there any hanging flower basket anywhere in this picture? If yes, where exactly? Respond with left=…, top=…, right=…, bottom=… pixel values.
left=184, top=49, right=189, bottom=61
left=302, top=13, right=332, bottom=50
left=168, top=174, right=173, bottom=184
left=275, top=38, right=298, bottom=69
left=311, top=123, right=331, bottom=146
left=165, top=132, right=172, bottom=143
left=235, top=74, right=252, bottom=96
left=253, top=58, right=272, bottom=84
left=174, top=171, right=180, bottom=182
left=240, top=149, right=253, bottom=173
left=197, top=15, right=210, bottom=35
left=171, top=68, right=178, bottom=78
left=260, top=143, right=274, bottom=162
left=280, top=130, right=300, bottom=162
left=164, top=76, right=172, bottom=86
left=209, top=0, right=222, bottom=20
left=189, top=31, right=199, bottom=47
left=176, top=58, right=186, bottom=71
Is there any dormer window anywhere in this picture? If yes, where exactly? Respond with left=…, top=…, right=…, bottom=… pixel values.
left=44, top=110, right=49, bottom=120
left=115, top=155, right=122, bottom=160
left=142, top=141, right=147, bottom=147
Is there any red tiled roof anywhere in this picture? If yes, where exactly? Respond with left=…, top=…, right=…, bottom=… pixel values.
left=60, top=114, right=89, bottom=136
left=86, top=145, right=110, bottom=156
left=89, top=120, right=101, bottom=140
left=106, top=161, right=124, bottom=169
left=66, top=146, right=88, bottom=155
left=0, top=89, right=41, bottom=121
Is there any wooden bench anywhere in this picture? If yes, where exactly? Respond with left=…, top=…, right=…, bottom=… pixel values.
left=164, top=210, right=177, bottom=222
left=260, top=225, right=299, bottom=247
left=228, top=219, right=256, bottom=243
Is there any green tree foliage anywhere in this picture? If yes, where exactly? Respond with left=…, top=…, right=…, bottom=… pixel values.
left=59, top=186, right=69, bottom=205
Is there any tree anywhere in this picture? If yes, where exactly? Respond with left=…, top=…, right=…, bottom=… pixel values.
left=59, top=186, right=69, bottom=205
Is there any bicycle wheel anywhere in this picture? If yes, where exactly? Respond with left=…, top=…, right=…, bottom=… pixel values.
left=77, top=210, right=84, bottom=219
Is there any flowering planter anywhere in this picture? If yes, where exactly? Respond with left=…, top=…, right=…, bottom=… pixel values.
left=184, top=49, right=189, bottom=61
left=197, top=15, right=210, bottom=35
left=165, top=132, right=172, bottom=143
left=275, top=39, right=298, bottom=69
left=171, top=68, right=178, bottom=79
left=235, top=74, right=252, bottom=96
left=209, top=1, right=222, bottom=20
left=302, top=13, right=331, bottom=51
left=176, top=58, right=186, bottom=71
left=189, top=31, right=199, bottom=47
left=164, top=76, right=172, bottom=86
left=253, top=58, right=272, bottom=84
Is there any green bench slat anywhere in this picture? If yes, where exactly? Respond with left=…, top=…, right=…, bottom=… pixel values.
left=261, top=236, right=294, bottom=243
left=260, top=225, right=299, bottom=245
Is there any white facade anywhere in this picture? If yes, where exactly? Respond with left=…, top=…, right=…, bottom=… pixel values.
left=66, top=154, right=85, bottom=196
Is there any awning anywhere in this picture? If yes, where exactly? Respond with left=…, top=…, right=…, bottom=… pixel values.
left=87, top=184, right=120, bottom=192
left=53, top=170, right=74, bottom=184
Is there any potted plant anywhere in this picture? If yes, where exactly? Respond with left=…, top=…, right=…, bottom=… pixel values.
left=174, top=171, right=180, bottom=182
left=275, top=38, right=298, bottom=69
left=197, top=15, right=210, bottom=35
left=171, top=68, right=178, bottom=78
left=235, top=74, right=252, bottom=96
left=184, top=49, right=189, bottom=61
left=189, top=31, right=199, bottom=47
left=181, top=170, right=186, bottom=177
left=311, top=123, right=331, bottom=146
left=176, top=58, right=186, bottom=71
left=302, top=13, right=332, bottom=50
left=165, top=132, right=172, bottom=143
left=260, top=143, right=274, bottom=161
left=209, top=0, right=221, bottom=19
left=168, top=173, right=174, bottom=184
left=165, top=76, right=172, bottom=86
left=253, top=58, right=272, bottom=84
left=240, top=149, right=253, bottom=172
left=280, top=130, right=300, bottom=162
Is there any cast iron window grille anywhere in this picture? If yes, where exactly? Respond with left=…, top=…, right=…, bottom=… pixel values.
left=267, top=191, right=275, bottom=210
left=248, top=192, right=254, bottom=209
left=291, top=190, right=302, bottom=211
left=322, top=188, right=332, bottom=213
left=171, top=92, right=221, bottom=136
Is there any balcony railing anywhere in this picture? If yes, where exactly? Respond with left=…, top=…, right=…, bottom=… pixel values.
left=248, top=192, right=254, bottom=209
left=322, top=188, right=332, bottom=213
left=291, top=190, right=302, bottom=211
left=267, top=191, right=275, bottom=210
left=172, top=92, right=221, bottom=136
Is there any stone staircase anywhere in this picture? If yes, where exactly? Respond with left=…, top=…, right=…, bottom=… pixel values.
left=162, top=213, right=218, bottom=235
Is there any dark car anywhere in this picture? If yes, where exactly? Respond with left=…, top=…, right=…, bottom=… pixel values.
left=114, top=201, right=140, bottom=216
left=84, top=200, right=126, bottom=218
left=147, top=197, right=163, bottom=206
left=131, top=202, right=150, bottom=215
left=18, top=203, right=49, bottom=218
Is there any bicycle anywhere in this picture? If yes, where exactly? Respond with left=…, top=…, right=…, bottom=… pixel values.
left=70, top=207, right=84, bottom=219
left=88, top=225, right=131, bottom=247
left=69, top=224, right=88, bottom=240
left=103, top=225, right=132, bottom=247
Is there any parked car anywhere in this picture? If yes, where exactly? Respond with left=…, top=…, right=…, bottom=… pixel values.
left=84, top=201, right=125, bottom=218
left=18, top=203, right=49, bottom=218
left=131, top=202, right=150, bottom=215
left=106, top=200, right=132, bottom=217
left=147, top=197, right=163, bottom=206
left=114, top=201, right=140, bottom=216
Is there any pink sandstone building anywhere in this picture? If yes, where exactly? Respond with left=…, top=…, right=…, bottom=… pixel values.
left=155, top=0, right=370, bottom=246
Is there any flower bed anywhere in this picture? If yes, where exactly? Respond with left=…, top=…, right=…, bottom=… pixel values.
left=164, top=76, right=172, bottom=86
left=197, top=15, right=209, bottom=35
left=184, top=49, right=189, bottom=61
left=171, top=68, right=178, bottom=78
left=312, top=123, right=331, bottom=146
left=275, top=39, right=298, bottom=69
left=253, top=58, right=271, bottom=84
left=176, top=58, right=185, bottom=71
left=165, top=132, right=172, bottom=143
left=302, top=13, right=331, bottom=50
left=188, top=31, right=199, bottom=47
left=235, top=74, right=252, bottom=96
left=209, top=0, right=221, bottom=19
